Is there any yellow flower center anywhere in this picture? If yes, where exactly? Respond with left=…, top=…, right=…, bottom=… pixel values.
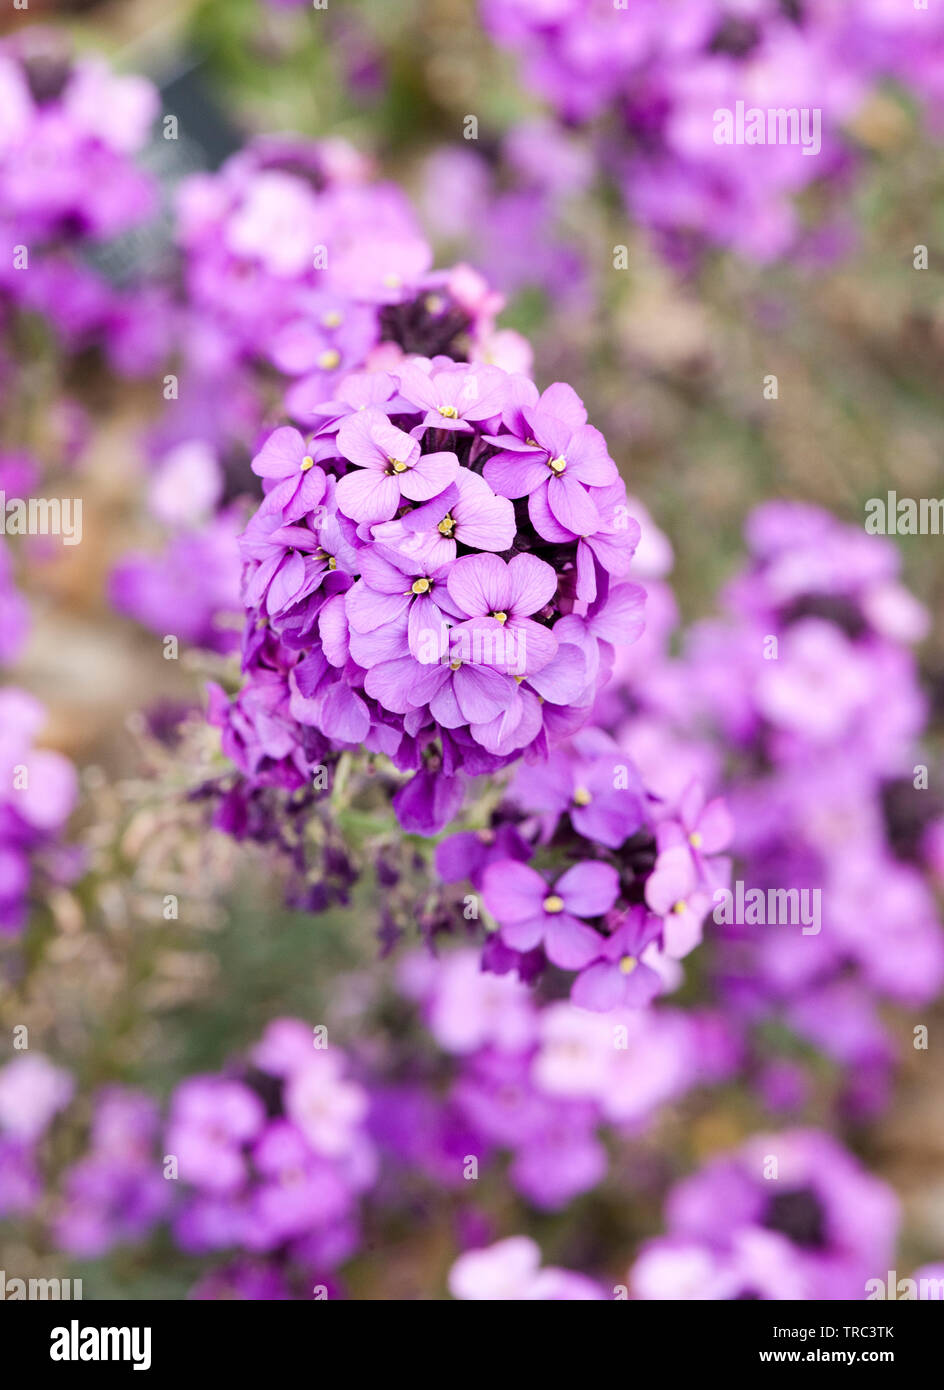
left=573, top=787, right=592, bottom=806
left=300, top=455, right=315, bottom=472
left=548, top=455, right=567, bottom=475
left=543, top=894, right=565, bottom=914
left=411, top=578, right=431, bottom=595
left=619, top=956, right=637, bottom=975
left=384, top=273, right=402, bottom=289
left=449, top=660, right=462, bottom=671
left=514, top=675, right=526, bottom=685
left=672, top=901, right=687, bottom=915
left=321, top=311, right=343, bottom=328
left=327, top=556, right=337, bottom=571
left=317, top=349, right=341, bottom=370
left=438, top=405, right=459, bottom=418
left=689, top=831, right=703, bottom=848
left=389, top=458, right=408, bottom=474
left=491, top=611, right=508, bottom=625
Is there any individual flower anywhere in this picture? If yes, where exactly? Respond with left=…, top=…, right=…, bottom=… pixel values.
left=511, top=728, right=647, bottom=849
left=483, top=379, right=618, bottom=535
left=482, top=859, right=619, bottom=969
left=371, top=466, right=515, bottom=564
left=446, top=552, right=560, bottom=676
left=334, top=408, right=460, bottom=523
left=570, top=905, right=664, bottom=1012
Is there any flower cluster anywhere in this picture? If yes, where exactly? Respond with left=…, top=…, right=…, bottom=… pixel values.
left=629, top=1129, right=899, bottom=1301
left=175, top=135, right=521, bottom=388
left=623, top=502, right=944, bottom=1114
left=214, top=361, right=645, bottom=834
left=387, top=948, right=736, bottom=1210
left=53, top=1087, right=170, bottom=1258
left=481, top=0, right=944, bottom=262
left=167, top=1020, right=375, bottom=1295
left=429, top=716, right=731, bottom=1007
left=0, top=29, right=167, bottom=371
left=111, top=135, right=532, bottom=655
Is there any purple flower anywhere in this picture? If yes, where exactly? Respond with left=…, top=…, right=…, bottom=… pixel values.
left=512, top=728, right=646, bottom=849
left=571, top=905, right=664, bottom=1012
left=283, top=1054, right=368, bottom=1158
left=446, top=552, right=559, bottom=675
left=483, top=380, right=618, bottom=534
left=372, top=466, right=515, bottom=563
left=643, top=1129, right=900, bottom=1301
left=215, top=337, right=644, bottom=838
left=334, top=408, right=460, bottom=523
left=448, top=1236, right=604, bottom=1301
left=367, top=647, right=514, bottom=728
left=346, top=544, right=462, bottom=659
left=397, top=362, right=508, bottom=432
left=468, top=637, right=589, bottom=757
left=482, top=859, right=618, bottom=969
left=644, top=844, right=713, bottom=960
left=110, top=511, right=244, bottom=656
left=0, top=1054, right=74, bottom=1141
left=554, top=579, right=646, bottom=683
left=434, top=824, right=532, bottom=889
left=165, top=1078, right=266, bottom=1195
left=391, top=764, right=466, bottom=835
left=0, top=1137, right=40, bottom=1217
left=269, top=295, right=377, bottom=379
left=240, top=512, right=328, bottom=619
left=250, top=426, right=328, bottom=523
